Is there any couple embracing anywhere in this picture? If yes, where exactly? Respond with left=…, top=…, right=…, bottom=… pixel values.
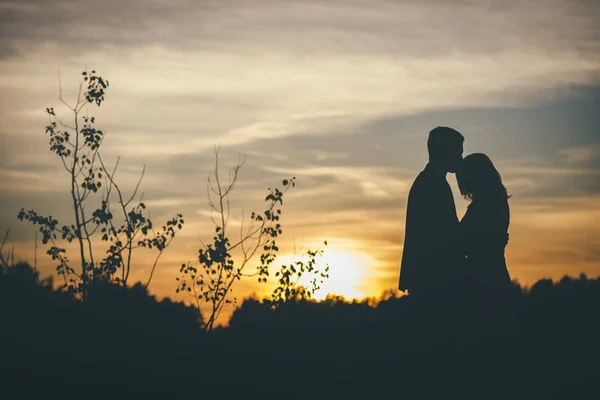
left=398, top=127, right=512, bottom=309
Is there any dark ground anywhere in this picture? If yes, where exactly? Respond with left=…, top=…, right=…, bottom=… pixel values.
left=1, top=262, right=599, bottom=399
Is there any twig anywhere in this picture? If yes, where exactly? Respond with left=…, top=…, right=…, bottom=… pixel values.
left=125, top=164, right=146, bottom=207
left=0, top=229, right=10, bottom=269
left=34, top=230, right=38, bottom=274
left=144, top=230, right=174, bottom=289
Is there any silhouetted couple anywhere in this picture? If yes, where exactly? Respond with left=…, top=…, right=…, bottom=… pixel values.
left=398, top=127, right=512, bottom=312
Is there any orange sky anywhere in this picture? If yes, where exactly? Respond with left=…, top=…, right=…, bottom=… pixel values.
left=1, top=0, right=599, bottom=323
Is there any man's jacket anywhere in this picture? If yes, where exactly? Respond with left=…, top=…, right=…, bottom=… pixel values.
left=399, top=163, right=465, bottom=296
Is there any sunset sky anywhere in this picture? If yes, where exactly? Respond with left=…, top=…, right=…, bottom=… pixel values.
left=1, top=0, right=599, bottom=318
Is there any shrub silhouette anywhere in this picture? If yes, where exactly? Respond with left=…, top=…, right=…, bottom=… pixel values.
left=2, top=262, right=599, bottom=399
left=0, top=262, right=202, bottom=398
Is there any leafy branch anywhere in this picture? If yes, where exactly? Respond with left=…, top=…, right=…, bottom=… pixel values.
left=18, top=69, right=183, bottom=294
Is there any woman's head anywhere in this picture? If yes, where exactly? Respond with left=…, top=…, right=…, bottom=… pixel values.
left=457, top=153, right=509, bottom=201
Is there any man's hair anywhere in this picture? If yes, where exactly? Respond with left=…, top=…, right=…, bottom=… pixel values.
left=427, top=126, right=464, bottom=158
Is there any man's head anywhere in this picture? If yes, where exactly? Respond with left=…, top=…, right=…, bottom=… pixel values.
left=427, top=126, right=464, bottom=173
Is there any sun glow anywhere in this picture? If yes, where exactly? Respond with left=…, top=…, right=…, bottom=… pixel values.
left=296, top=249, right=372, bottom=301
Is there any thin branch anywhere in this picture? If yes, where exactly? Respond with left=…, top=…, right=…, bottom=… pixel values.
left=34, top=230, right=38, bottom=274
left=239, top=207, right=246, bottom=255
left=74, top=75, right=87, bottom=113
left=55, top=116, right=76, bottom=131
left=124, top=165, right=146, bottom=207
left=210, top=150, right=228, bottom=329
left=60, top=155, right=71, bottom=174
left=73, top=164, right=95, bottom=271
left=98, top=155, right=146, bottom=284
left=191, top=277, right=203, bottom=328
left=79, top=202, right=96, bottom=272
left=70, top=97, right=89, bottom=281
left=57, top=68, right=74, bottom=111
left=0, top=230, right=10, bottom=269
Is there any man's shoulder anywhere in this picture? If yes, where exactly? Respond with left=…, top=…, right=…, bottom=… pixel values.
left=409, top=169, right=446, bottom=197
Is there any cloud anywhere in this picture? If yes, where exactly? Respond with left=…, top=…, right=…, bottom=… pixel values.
left=1, top=0, right=600, bottom=308
left=2, top=1, right=599, bottom=58
left=559, top=142, right=600, bottom=165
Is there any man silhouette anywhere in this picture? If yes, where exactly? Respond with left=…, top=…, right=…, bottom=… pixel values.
left=398, top=126, right=465, bottom=297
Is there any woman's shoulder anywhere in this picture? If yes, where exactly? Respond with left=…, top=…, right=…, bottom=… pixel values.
left=468, top=196, right=509, bottom=220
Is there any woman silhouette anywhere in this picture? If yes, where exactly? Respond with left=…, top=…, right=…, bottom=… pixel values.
left=457, top=153, right=512, bottom=303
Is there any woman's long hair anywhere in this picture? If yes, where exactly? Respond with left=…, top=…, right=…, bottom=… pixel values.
left=457, top=153, right=510, bottom=201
